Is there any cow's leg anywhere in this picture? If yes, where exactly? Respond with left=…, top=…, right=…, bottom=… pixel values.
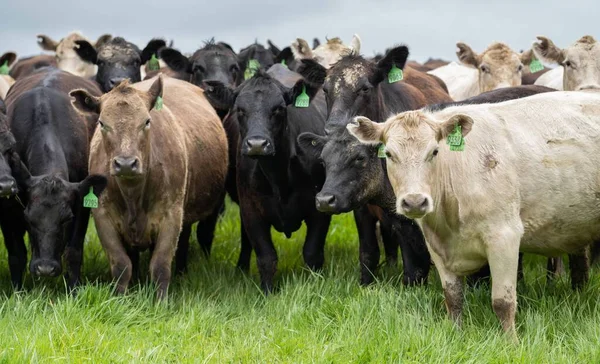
left=236, top=218, right=252, bottom=272
left=175, top=224, right=191, bottom=275
left=150, top=210, right=183, bottom=300
left=242, top=204, right=277, bottom=293
left=569, top=248, right=590, bottom=290
left=126, top=248, right=140, bottom=284
left=353, top=206, right=380, bottom=285
left=303, top=211, right=331, bottom=271
left=380, top=223, right=399, bottom=268
left=65, top=204, right=91, bottom=289
left=546, top=256, right=565, bottom=283
left=94, top=210, right=131, bottom=295
left=485, top=227, right=520, bottom=340
left=397, top=219, right=430, bottom=286
left=591, top=241, right=600, bottom=267
left=1, top=219, right=27, bottom=290
left=196, top=202, right=223, bottom=256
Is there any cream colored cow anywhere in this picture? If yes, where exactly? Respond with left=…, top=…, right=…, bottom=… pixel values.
left=348, top=90, right=600, bottom=340
left=291, top=34, right=361, bottom=69
left=429, top=42, right=534, bottom=100
left=533, top=35, right=600, bottom=91
left=37, top=31, right=111, bottom=78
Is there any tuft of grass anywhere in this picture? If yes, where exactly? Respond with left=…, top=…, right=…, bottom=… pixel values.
left=0, top=198, right=599, bottom=362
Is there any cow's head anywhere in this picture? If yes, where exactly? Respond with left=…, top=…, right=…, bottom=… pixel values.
left=0, top=112, right=18, bottom=198
left=10, top=159, right=107, bottom=277
left=533, top=35, right=600, bottom=91
left=347, top=111, right=473, bottom=219
left=70, top=76, right=164, bottom=181
left=74, top=37, right=166, bottom=93
left=297, top=129, right=384, bottom=213
left=456, top=42, right=532, bottom=93
left=238, top=42, right=278, bottom=72
left=292, top=35, right=361, bottom=69
left=205, top=71, right=317, bottom=157
left=299, top=45, right=409, bottom=131
left=38, top=32, right=111, bottom=78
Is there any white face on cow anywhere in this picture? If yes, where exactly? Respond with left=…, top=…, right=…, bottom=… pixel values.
left=292, top=35, right=361, bottom=69
left=347, top=112, right=473, bottom=219
left=457, top=42, right=530, bottom=93
left=38, top=32, right=98, bottom=78
left=533, top=36, right=600, bottom=91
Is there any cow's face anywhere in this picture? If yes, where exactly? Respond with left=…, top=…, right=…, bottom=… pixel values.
left=298, top=131, right=382, bottom=213
left=70, top=77, right=163, bottom=180
left=38, top=32, right=101, bottom=78
left=292, top=35, right=361, bottom=69
left=347, top=112, right=473, bottom=219
left=457, top=42, right=531, bottom=93
left=533, top=35, right=600, bottom=91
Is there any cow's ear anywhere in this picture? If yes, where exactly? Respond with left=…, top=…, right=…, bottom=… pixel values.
left=286, top=79, right=320, bottom=106
left=141, top=38, right=167, bottom=64
left=267, top=40, right=281, bottom=57
left=297, top=132, right=326, bottom=160
left=520, top=49, right=535, bottom=66
left=218, top=42, right=235, bottom=54
left=349, top=34, right=361, bottom=55
left=437, top=114, right=474, bottom=142
left=275, top=47, right=294, bottom=66
left=74, top=174, right=108, bottom=200
left=203, top=81, right=237, bottom=110
left=297, top=59, right=327, bottom=87
left=37, top=34, right=58, bottom=51
left=347, top=116, right=384, bottom=145
left=456, top=42, right=481, bottom=68
left=74, top=40, right=98, bottom=64
left=95, top=34, right=112, bottom=48
left=291, top=38, right=314, bottom=60
left=0, top=52, right=17, bottom=68
left=70, top=89, right=101, bottom=114
left=147, top=75, right=164, bottom=111
left=312, top=38, right=321, bottom=49
left=160, top=48, right=192, bottom=74
left=8, top=151, right=33, bottom=190
left=374, top=45, right=409, bottom=84
left=532, top=36, right=565, bottom=65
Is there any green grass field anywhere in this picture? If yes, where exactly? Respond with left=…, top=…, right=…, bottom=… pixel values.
left=1, top=199, right=599, bottom=363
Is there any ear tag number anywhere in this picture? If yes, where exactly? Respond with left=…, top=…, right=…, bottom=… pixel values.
left=447, top=124, right=465, bottom=152
left=83, top=187, right=99, bottom=208
left=295, top=85, right=310, bottom=108
left=388, top=64, right=404, bottom=83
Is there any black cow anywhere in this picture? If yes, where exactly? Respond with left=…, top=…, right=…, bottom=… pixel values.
left=4, top=68, right=107, bottom=288
left=238, top=42, right=277, bottom=72
left=208, top=64, right=331, bottom=292
left=74, top=37, right=166, bottom=92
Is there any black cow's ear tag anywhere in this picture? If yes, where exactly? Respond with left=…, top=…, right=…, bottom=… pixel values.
left=388, top=64, right=403, bottom=83
left=295, top=85, right=310, bottom=108
left=148, top=54, right=160, bottom=71
left=154, top=96, right=164, bottom=111
left=83, top=187, right=98, bottom=208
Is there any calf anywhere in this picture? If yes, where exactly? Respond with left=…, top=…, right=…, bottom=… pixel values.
left=208, top=65, right=330, bottom=292
left=348, top=90, right=600, bottom=339
left=4, top=68, right=107, bottom=288
left=73, top=37, right=166, bottom=92
left=71, top=76, right=228, bottom=299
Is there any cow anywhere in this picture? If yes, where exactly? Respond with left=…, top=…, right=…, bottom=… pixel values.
left=347, top=90, right=600, bottom=340
left=9, top=54, right=57, bottom=80
left=428, top=42, right=535, bottom=100
left=3, top=68, right=107, bottom=288
left=73, top=37, right=167, bottom=92
left=238, top=42, right=277, bottom=71
left=534, top=67, right=563, bottom=90
left=207, top=65, right=331, bottom=293
left=295, top=46, right=451, bottom=285
left=291, top=35, right=361, bottom=69
left=423, top=58, right=450, bottom=70
left=70, top=76, right=228, bottom=299
left=37, top=31, right=112, bottom=78
left=532, top=35, right=600, bottom=91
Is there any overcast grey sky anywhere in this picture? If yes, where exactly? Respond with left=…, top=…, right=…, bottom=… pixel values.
left=1, top=0, right=598, bottom=63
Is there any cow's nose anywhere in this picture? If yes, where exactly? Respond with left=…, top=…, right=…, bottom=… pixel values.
left=400, top=194, right=430, bottom=218
left=113, top=156, right=140, bottom=176
left=0, top=178, right=16, bottom=197
left=33, top=261, right=61, bottom=277
left=315, top=193, right=336, bottom=212
left=245, top=138, right=271, bottom=156
left=109, top=77, right=127, bottom=89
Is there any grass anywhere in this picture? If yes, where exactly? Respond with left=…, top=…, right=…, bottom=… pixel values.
left=1, top=199, right=599, bottom=363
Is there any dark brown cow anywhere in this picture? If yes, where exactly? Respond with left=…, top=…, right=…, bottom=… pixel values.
left=71, top=76, right=228, bottom=299
left=9, top=55, right=57, bottom=80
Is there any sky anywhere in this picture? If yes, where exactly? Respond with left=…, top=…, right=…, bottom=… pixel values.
left=1, top=0, right=598, bottom=63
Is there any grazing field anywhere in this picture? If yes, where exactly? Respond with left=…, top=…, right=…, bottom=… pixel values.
left=0, top=199, right=599, bottom=363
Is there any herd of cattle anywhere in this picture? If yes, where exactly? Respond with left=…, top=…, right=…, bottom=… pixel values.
left=1, top=31, right=599, bottom=339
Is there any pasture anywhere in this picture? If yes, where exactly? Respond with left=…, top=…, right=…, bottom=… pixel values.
left=1, top=199, right=599, bottom=363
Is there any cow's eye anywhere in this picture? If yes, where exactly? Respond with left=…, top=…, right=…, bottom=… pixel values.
left=194, top=65, right=205, bottom=73
left=385, top=151, right=392, bottom=159
left=98, top=120, right=105, bottom=129
left=145, top=119, right=151, bottom=128
left=480, top=65, right=490, bottom=73
left=517, top=64, right=523, bottom=72
left=230, top=65, right=238, bottom=74
left=355, top=155, right=365, bottom=163
left=564, top=60, right=574, bottom=68
left=432, top=149, right=439, bottom=157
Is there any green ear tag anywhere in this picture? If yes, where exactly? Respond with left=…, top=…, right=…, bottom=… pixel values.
left=529, top=58, right=544, bottom=73
left=83, top=187, right=98, bottom=209
left=154, top=96, right=163, bottom=111
left=388, top=64, right=403, bottom=83
left=295, top=85, right=310, bottom=108
left=281, top=59, right=287, bottom=68
left=147, top=54, right=160, bottom=71
left=377, top=143, right=386, bottom=159
left=0, top=61, right=9, bottom=75
left=244, top=59, right=260, bottom=80
left=446, top=124, right=465, bottom=152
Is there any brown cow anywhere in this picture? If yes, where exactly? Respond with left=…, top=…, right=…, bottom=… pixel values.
left=9, top=54, right=57, bottom=80
left=70, top=76, right=228, bottom=299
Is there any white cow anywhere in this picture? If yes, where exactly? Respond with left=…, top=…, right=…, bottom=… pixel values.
left=532, top=35, right=600, bottom=91
left=534, top=67, right=563, bottom=90
left=429, top=42, right=534, bottom=100
left=291, top=34, right=361, bottom=69
left=348, top=90, right=600, bottom=340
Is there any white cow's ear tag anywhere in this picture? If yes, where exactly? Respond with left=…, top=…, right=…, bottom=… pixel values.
left=446, top=124, right=465, bottom=152
left=377, top=143, right=386, bottom=158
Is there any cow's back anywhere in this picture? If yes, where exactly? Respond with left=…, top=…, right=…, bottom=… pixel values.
left=534, top=67, right=563, bottom=90
left=403, top=67, right=453, bottom=103
left=428, top=62, right=479, bottom=100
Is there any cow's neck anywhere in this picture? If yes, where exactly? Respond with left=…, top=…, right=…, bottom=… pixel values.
left=116, top=176, right=149, bottom=245
left=365, top=87, right=393, bottom=123
left=27, top=126, right=68, bottom=179
left=421, top=153, right=459, bottom=236
left=256, top=129, right=292, bottom=203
